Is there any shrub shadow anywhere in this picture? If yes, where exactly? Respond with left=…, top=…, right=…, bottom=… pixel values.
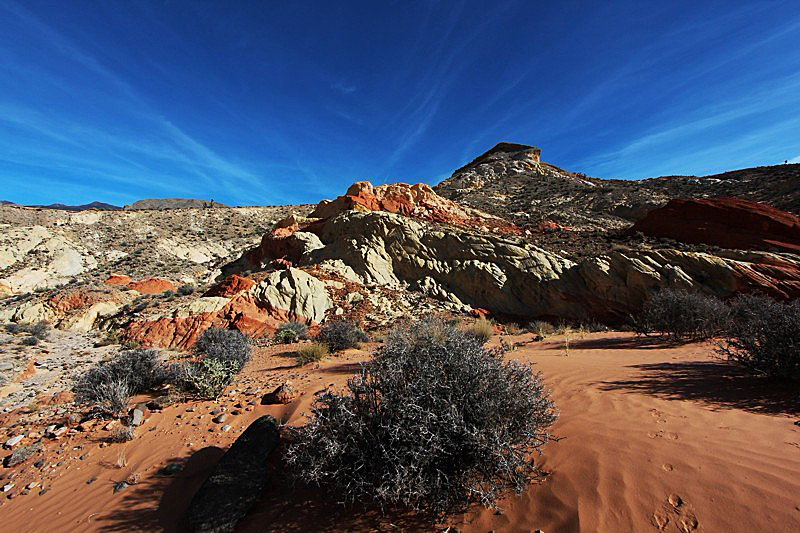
left=320, top=362, right=364, bottom=375
left=96, top=446, right=225, bottom=532
left=598, top=360, right=799, bottom=416
left=565, top=335, right=691, bottom=351
left=237, top=452, right=434, bottom=532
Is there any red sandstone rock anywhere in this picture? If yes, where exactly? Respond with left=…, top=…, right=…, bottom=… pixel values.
left=104, top=275, right=132, bottom=286
left=127, top=279, right=177, bottom=295
left=310, top=181, right=522, bottom=235
left=203, top=275, right=255, bottom=298
left=469, top=308, right=491, bottom=319
left=629, top=197, right=800, bottom=254
left=261, top=382, right=296, bottom=404
left=49, top=291, right=108, bottom=313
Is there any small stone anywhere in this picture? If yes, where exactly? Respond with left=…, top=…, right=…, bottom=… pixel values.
left=220, top=425, right=232, bottom=432
left=38, top=488, right=48, bottom=496
left=213, top=414, right=228, bottom=424
left=86, top=476, right=97, bottom=484
left=210, top=409, right=222, bottom=416
left=2, top=483, right=13, bottom=492
left=130, top=408, right=144, bottom=427
left=25, top=482, right=37, bottom=490
left=113, top=481, right=128, bottom=494
left=161, top=462, right=184, bottom=475
left=4, top=435, right=24, bottom=448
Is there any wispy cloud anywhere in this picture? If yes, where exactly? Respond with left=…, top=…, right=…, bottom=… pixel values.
left=332, top=81, right=357, bottom=94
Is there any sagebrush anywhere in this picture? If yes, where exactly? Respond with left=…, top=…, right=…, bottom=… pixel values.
left=194, top=328, right=251, bottom=371
left=295, top=342, right=328, bottom=365
left=73, top=349, right=166, bottom=413
left=286, top=318, right=557, bottom=516
left=316, top=321, right=368, bottom=352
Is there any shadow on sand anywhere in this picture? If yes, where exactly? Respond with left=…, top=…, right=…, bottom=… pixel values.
left=564, top=335, right=690, bottom=351
left=97, top=446, right=225, bottom=532
left=236, top=452, right=434, bottom=532
left=598, top=360, right=799, bottom=416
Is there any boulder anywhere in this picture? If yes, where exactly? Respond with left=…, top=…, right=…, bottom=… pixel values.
left=204, top=275, right=255, bottom=297
left=127, top=279, right=177, bottom=295
left=186, top=416, right=280, bottom=533
left=253, top=268, right=332, bottom=323
left=104, top=275, right=132, bottom=286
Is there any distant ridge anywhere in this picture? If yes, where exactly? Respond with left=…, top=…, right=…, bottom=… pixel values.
left=125, top=198, right=227, bottom=210
left=28, top=201, right=122, bottom=211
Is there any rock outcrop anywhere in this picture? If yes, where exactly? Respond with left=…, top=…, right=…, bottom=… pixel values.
left=311, top=181, right=521, bottom=235
left=127, top=279, right=177, bottom=295
left=122, top=268, right=333, bottom=349
left=628, top=197, right=800, bottom=254
left=291, top=210, right=800, bottom=321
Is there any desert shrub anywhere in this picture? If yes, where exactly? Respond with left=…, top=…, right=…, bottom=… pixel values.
left=295, top=342, right=328, bottom=365
left=189, top=358, right=239, bottom=398
left=286, top=318, right=557, bottom=516
left=5, top=321, right=49, bottom=340
left=21, top=336, right=40, bottom=346
left=461, top=318, right=494, bottom=343
left=316, top=321, right=368, bottom=353
left=194, top=328, right=251, bottom=372
left=177, top=284, right=196, bottom=296
left=274, top=321, right=309, bottom=344
left=73, top=349, right=166, bottom=412
left=530, top=320, right=555, bottom=337
left=635, top=288, right=729, bottom=341
left=719, top=294, right=800, bottom=379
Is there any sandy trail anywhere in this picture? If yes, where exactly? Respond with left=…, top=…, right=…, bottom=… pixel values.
left=0, top=332, right=798, bottom=532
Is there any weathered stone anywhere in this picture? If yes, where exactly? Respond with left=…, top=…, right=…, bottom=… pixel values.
left=186, top=416, right=280, bottom=533
left=261, top=382, right=296, bottom=405
left=4, top=441, right=40, bottom=467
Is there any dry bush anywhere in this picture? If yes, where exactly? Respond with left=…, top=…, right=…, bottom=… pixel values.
left=274, top=321, right=309, bottom=344
left=461, top=318, right=494, bottom=344
left=286, top=318, right=557, bottom=516
left=635, top=288, right=729, bottom=341
left=316, top=321, right=368, bottom=352
left=295, top=342, right=329, bottom=365
left=194, top=328, right=252, bottom=371
left=719, top=294, right=800, bottom=379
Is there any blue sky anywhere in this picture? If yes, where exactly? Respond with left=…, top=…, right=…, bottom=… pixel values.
left=1, top=1, right=799, bottom=206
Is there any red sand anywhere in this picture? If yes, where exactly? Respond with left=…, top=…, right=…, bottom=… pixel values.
left=1, top=332, right=798, bottom=532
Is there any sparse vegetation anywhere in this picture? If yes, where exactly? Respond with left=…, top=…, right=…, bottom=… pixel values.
left=719, top=294, right=800, bottom=379
left=73, top=349, right=167, bottom=413
left=635, top=288, right=730, bottom=341
left=110, top=426, right=136, bottom=443
left=286, top=318, right=557, bottom=516
left=295, top=342, right=328, bottom=365
left=188, top=358, right=240, bottom=399
left=316, top=320, right=368, bottom=353
left=194, top=328, right=251, bottom=372
left=461, top=317, right=494, bottom=343
left=274, top=321, right=309, bottom=344
left=531, top=320, right=555, bottom=338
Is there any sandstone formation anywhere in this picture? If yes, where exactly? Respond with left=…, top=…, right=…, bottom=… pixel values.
left=628, top=197, right=800, bottom=253
left=122, top=268, right=332, bottom=349
left=311, top=181, right=520, bottom=234
left=127, top=279, right=177, bottom=295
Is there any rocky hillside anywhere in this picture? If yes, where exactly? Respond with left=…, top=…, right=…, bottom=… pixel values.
left=435, top=143, right=800, bottom=233
left=124, top=198, right=227, bottom=210
left=0, top=205, right=311, bottom=295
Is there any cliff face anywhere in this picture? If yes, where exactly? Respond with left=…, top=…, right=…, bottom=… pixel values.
left=628, top=197, right=800, bottom=254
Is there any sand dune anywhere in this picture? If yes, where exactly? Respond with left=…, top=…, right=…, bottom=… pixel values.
left=1, top=333, right=798, bottom=532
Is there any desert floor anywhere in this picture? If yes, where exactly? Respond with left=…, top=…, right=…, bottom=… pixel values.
left=1, top=332, right=798, bottom=532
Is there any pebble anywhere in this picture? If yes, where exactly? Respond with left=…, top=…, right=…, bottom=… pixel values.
left=4, top=435, right=24, bottom=448
left=2, top=483, right=13, bottom=492
left=213, top=414, right=228, bottom=424
left=113, top=481, right=128, bottom=494
left=220, top=425, right=231, bottom=432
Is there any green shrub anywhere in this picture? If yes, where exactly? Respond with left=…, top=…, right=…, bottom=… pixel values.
left=286, top=318, right=557, bottom=516
left=274, top=321, right=309, bottom=344
left=295, top=342, right=328, bottom=365
left=316, top=321, right=368, bottom=353
left=189, top=358, right=239, bottom=399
